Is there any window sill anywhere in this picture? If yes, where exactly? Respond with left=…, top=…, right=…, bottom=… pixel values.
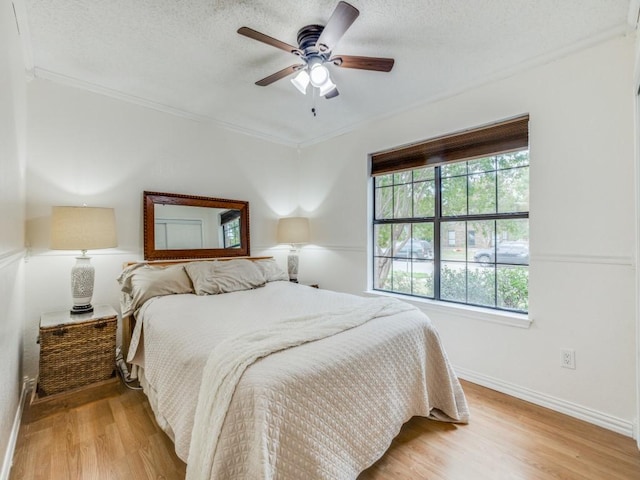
left=364, top=290, right=532, bottom=329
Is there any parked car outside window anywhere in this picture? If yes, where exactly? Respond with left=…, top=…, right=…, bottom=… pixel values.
left=474, top=242, right=529, bottom=265
left=394, top=238, right=433, bottom=259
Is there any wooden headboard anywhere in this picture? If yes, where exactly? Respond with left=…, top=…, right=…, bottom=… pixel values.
left=123, top=256, right=272, bottom=269
left=121, top=256, right=273, bottom=361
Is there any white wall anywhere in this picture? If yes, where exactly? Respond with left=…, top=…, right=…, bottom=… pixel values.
left=23, top=79, right=299, bottom=378
left=0, top=0, right=27, bottom=475
left=299, top=35, right=638, bottom=434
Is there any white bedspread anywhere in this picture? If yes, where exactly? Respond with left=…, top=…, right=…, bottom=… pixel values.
left=128, top=281, right=469, bottom=480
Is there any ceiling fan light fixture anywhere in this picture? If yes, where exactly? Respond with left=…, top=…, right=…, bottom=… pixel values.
left=309, top=62, right=330, bottom=88
left=291, top=69, right=310, bottom=94
left=318, top=78, right=337, bottom=97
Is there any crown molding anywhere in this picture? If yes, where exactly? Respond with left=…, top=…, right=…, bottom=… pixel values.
left=14, top=7, right=631, bottom=150
left=32, top=68, right=299, bottom=148
left=297, top=25, right=631, bottom=148
left=11, top=0, right=34, bottom=79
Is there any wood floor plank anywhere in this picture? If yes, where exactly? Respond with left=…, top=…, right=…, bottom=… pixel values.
left=9, top=379, right=640, bottom=480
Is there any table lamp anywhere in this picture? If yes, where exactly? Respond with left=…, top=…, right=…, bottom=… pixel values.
left=51, top=206, right=117, bottom=314
left=277, top=217, right=310, bottom=282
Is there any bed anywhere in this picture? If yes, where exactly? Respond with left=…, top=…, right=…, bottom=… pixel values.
left=119, top=257, right=469, bottom=480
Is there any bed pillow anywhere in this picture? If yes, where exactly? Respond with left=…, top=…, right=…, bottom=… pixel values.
left=185, top=259, right=267, bottom=295
left=118, top=263, right=194, bottom=316
left=254, top=258, right=289, bottom=282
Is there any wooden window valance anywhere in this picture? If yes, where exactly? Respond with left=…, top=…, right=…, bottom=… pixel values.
left=371, top=115, right=529, bottom=176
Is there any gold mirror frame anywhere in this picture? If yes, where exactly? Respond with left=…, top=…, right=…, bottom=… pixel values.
left=143, top=191, right=250, bottom=260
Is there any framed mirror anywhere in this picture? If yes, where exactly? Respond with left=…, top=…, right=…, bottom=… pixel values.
left=143, top=191, right=250, bottom=260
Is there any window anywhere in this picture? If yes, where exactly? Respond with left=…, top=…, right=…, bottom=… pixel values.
left=220, top=210, right=241, bottom=248
left=371, top=116, right=529, bottom=313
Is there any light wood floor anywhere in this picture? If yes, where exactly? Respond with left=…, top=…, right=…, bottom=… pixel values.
left=10, top=379, right=640, bottom=479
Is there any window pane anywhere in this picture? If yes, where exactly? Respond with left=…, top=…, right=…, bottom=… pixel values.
left=441, top=162, right=467, bottom=177
left=413, top=180, right=435, bottom=217
left=441, top=176, right=467, bottom=216
left=441, top=221, right=466, bottom=261
left=440, top=262, right=467, bottom=303
left=497, top=150, right=529, bottom=169
left=468, top=220, right=495, bottom=264
left=468, top=263, right=496, bottom=307
left=413, top=166, right=435, bottom=181
left=374, top=224, right=392, bottom=256
left=412, top=260, right=434, bottom=297
left=393, top=184, right=413, bottom=218
left=391, top=259, right=412, bottom=294
left=412, top=223, right=434, bottom=259
left=392, top=223, right=411, bottom=257
left=393, top=171, right=412, bottom=185
left=496, top=219, right=529, bottom=265
left=375, top=186, right=393, bottom=219
left=498, top=166, right=529, bottom=213
left=497, top=265, right=528, bottom=311
left=467, top=156, right=496, bottom=174
left=375, top=173, right=393, bottom=187
left=468, top=172, right=496, bottom=215
left=374, top=256, right=392, bottom=290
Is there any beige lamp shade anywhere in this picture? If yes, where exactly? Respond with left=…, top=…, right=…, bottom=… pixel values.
left=277, top=217, right=310, bottom=245
left=51, top=206, right=117, bottom=251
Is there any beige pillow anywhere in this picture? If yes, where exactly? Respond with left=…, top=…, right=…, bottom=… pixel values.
left=254, top=258, right=289, bottom=282
left=129, top=264, right=194, bottom=311
left=185, top=259, right=266, bottom=295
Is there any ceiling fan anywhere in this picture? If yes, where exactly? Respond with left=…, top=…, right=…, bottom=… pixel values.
left=237, top=1, right=394, bottom=99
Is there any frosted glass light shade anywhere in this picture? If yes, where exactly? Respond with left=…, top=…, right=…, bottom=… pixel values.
left=319, top=78, right=337, bottom=97
left=309, top=63, right=330, bottom=88
left=291, top=70, right=310, bottom=95
left=277, top=217, right=310, bottom=245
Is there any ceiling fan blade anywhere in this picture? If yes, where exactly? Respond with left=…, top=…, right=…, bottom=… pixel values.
left=316, top=1, right=360, bottom=53
left=325, top=87, right=340, bottom=99
left=255, top=64, right=305, bottom=86
left=238, top=27, right=300, bottom=55
left=331, top=55, right=395, bottom=72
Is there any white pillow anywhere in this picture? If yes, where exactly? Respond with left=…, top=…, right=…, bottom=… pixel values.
left=185, top=259, right=266, bottom=295
left=254, top=258, right=289, bottom=282
left=118, top=263, right=194, bottom=315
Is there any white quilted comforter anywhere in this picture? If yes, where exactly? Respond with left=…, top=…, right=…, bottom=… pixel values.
left=128, top=281, right=469, bottom=480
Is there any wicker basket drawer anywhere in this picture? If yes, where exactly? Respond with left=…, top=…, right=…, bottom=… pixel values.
left=38, top=306, right=117, bottom=397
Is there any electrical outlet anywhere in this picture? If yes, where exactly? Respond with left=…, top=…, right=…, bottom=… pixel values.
left=561, top=349, right=576, bottom=369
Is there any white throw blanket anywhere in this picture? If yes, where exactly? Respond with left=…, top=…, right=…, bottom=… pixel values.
left=186, top=297, right=415, bottom=480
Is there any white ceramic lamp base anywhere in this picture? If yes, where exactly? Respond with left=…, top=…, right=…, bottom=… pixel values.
left=287, top=252, right=299, bottom=282
left=71, top=255, right=95, bottom=314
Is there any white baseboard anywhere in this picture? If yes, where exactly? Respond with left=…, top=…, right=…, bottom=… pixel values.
left=1, top=377, right=33, bottom=480
left=455, top=366, right=635, bottom=438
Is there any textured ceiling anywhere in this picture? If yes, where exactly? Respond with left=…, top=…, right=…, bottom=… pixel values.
left=20, top=0, right=635, bottom=146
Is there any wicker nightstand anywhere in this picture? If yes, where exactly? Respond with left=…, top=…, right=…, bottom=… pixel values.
left=38, top=305, right=117, bottom=397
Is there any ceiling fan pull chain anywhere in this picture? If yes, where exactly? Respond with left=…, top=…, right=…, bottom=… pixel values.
left=311, top=86, right=318, bottom=117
